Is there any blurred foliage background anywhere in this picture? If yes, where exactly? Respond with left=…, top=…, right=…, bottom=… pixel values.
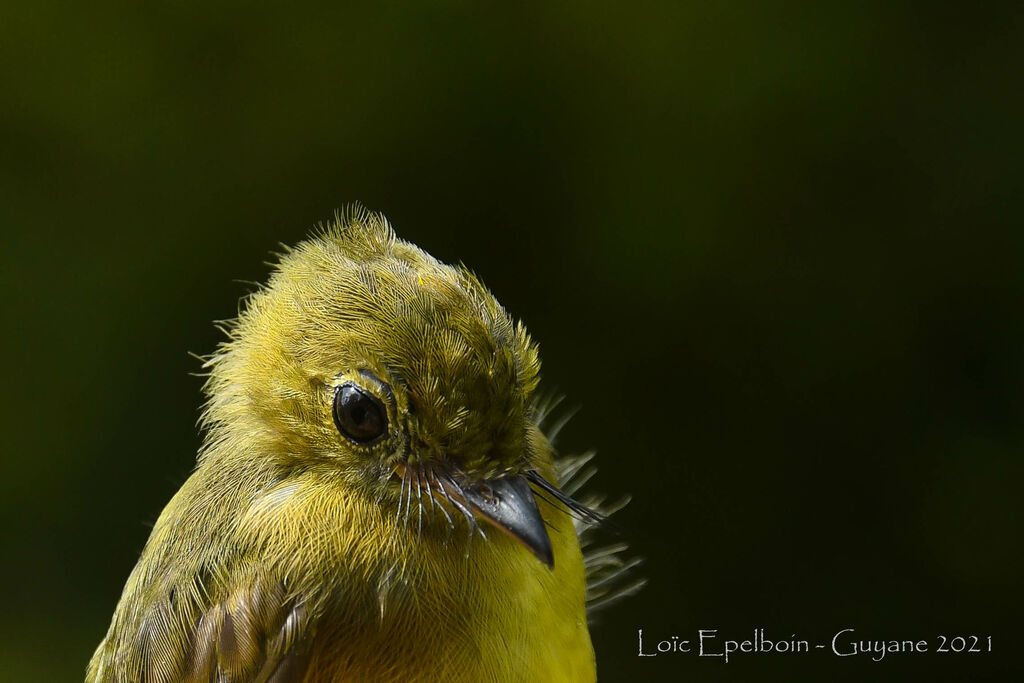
left=1, top=1, right=1022, bottom=681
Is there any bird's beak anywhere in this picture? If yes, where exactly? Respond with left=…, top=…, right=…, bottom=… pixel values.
left=461, top=475, right=554, bottom=569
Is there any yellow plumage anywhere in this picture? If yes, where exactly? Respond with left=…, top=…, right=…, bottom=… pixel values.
left=87, top=207, right=615, bottom=682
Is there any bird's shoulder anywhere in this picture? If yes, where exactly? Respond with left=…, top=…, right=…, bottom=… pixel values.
left=87, top=565, right=312, bottom=683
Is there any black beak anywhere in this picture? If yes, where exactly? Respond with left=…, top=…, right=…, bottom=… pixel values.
left=461, top=475, right=554, bottom=569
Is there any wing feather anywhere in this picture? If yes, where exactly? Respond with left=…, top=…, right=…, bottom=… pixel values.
left=88, top=574, right=311, bottom=683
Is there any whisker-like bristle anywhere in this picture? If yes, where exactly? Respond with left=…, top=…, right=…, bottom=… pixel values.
left=392, top=467, right=407, bottom=540
left=402, top=466, right=414, bottom=532
left=414, top=469, right=424, bottom=541
left=421, top=469, right=436, bottom=520
left=440, top=472, right=485, bottom=551
left=427, top=468, right=455, bottom=542
left=528, top=486, right=568, bottom=522
left=525, top=470, right=614, bottom=530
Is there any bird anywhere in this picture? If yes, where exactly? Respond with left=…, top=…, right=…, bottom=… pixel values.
left=87, top=206, right=640, bottom=682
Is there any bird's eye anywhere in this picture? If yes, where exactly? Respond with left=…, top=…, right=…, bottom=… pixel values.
left=332, top=383, right=388, bottom=445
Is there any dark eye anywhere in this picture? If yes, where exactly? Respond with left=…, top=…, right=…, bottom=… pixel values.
left=332, top=383, right=388, bottom=444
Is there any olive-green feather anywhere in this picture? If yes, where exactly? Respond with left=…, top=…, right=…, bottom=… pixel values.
left=88, top=206, right=635, bottom=683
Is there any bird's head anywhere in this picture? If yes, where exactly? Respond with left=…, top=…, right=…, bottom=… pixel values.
left=201, top=207, right=587, bottom=567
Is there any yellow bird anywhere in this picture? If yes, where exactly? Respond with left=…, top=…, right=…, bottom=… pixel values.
left=88, top=207, right=639, bottom=682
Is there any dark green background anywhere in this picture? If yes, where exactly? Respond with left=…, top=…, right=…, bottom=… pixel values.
left=2, top=1, right=1021, bottom=680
